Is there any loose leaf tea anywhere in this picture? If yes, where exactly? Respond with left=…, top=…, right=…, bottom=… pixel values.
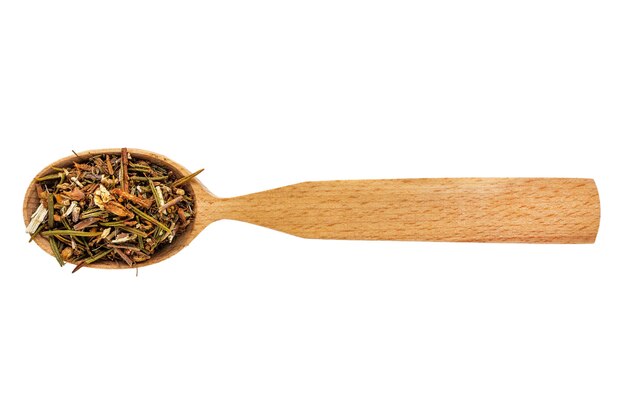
left=26, top=148, right=202, bottom=272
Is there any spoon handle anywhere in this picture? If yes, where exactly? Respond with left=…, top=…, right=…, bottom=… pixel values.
left=214, top=178, right=599, bottom=243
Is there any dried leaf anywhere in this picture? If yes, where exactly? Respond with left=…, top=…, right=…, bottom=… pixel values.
left=110, top=188, right=153, bottom=209
left=73, top=162, right=92, bottom=171
left=73, top=217, right=102, bottom=230
left=64, top=188, right=85, bottom=201
left=61, top=247, right=73, bottom=261
left=103, top=201, right=134, bottom=218
left=105, top=154, right=114, bottom=176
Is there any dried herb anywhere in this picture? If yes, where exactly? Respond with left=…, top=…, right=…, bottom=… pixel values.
left=26, top=148, right=199, bottom=271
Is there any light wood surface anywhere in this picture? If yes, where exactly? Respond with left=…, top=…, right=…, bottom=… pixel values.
left=215, top=178, right=600, bottom=243
left=24, top=149, right=601, bottom=269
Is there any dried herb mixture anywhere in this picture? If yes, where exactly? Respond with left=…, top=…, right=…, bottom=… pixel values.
left=26, top=148, right=203, bottom=272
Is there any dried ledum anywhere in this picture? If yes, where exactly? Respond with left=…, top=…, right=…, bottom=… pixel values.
left=26, top=148, right=203, bottom=272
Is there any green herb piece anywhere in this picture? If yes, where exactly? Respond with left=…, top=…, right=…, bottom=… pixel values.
left=47, top=193, right=54, bottom=228
left=36, top=173, right=63, bottom=182
left=118, top=226, right=149, bottom=238
left=130, top=175, right=168, bottom=181
left=48, top=237, right=65, bottom=267
left=128, top=205, right=172, bottom=234
left=41, top=230, right=102, bottom=237
left=172, top=169, right=204, bottom=188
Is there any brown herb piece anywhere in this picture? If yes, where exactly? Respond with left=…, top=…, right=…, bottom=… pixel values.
left=110, top=188, right=152, bottom=209
left=158, top=196, right=184, bottom=213
left=73, top=217, right=102, bottom=230
left=120, top=148, right=130, bottom=192
left=64, top=188, right=85, bottom=201
left=103, top=201, right=134, bottom=218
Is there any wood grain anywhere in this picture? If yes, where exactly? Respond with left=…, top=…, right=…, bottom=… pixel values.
left=211, top=178, right=600, bottom=243
left=24, top=149, right=600, bottom=269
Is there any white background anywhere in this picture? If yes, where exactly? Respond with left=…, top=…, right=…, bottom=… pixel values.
left=1, top=1, right=625, bottom=416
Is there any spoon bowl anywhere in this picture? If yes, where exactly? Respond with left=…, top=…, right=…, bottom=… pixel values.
left=23, top=149, right=217, bottom=269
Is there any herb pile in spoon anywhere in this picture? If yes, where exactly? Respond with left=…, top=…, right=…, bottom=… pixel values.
left=26, top=148, right=203, bottom=272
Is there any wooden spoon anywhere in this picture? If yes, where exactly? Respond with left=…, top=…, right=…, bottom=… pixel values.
left=24, top=148, right=601, bottom=269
